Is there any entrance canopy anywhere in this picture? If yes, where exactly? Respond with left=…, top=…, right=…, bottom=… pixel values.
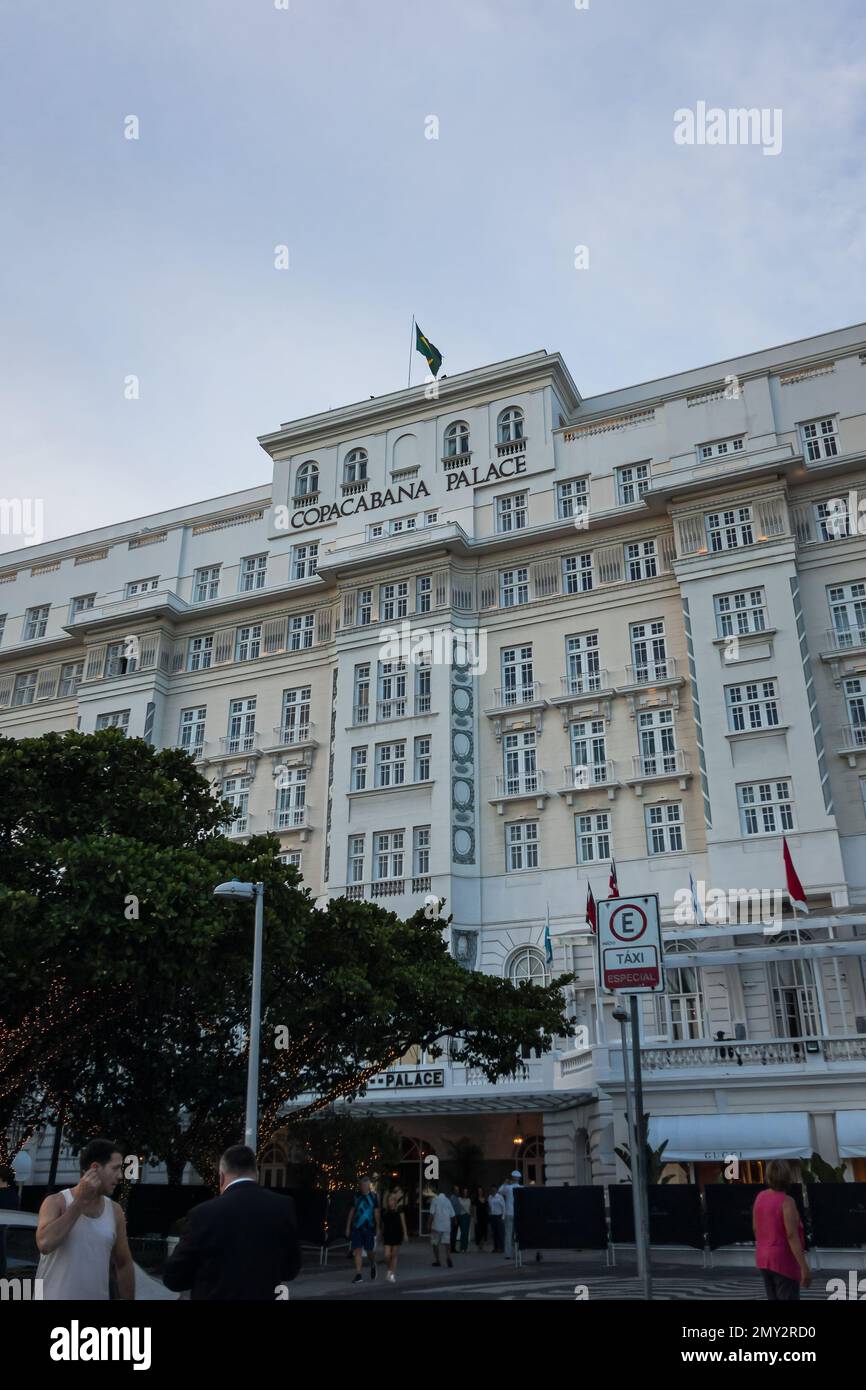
left=836, top=1111, right=866, bottom=1158
left=648, top=1112, right=811, bottom=1162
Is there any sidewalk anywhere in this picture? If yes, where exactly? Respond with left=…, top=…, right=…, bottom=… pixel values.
left=295, top=1237, right=523, bottom=1293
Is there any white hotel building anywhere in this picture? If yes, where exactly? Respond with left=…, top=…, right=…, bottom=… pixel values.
left=5, top=322, right=866, bottom=1191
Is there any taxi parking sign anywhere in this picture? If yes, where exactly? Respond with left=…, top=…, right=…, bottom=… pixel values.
left=597, top=894, right=665, bottom=993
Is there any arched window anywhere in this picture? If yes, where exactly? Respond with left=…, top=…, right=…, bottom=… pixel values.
left=294, top=461, right=319, bottom=498
left=258, top=1141, right=288, bottom=1189
left=508, top=947, right=548, bottom=987
left=497, top=406, right=524, bottom=444
left=652, top=939, right=704, bottom=1041
left=444, top=420, right=470, bottom=457
left=343, top=448, right=368, bottom=484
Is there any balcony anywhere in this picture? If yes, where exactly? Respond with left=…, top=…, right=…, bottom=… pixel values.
left=442, top=451, right=471, bottom=471
left=292, top=492, right=319, bottom=509
left=205, top=733, right=263, bottom=766
left=341, top=479, right=368, bottom=495
left=626, top=748, right=691, bottom=794
left=268, top=806, right=312, bottom=839
left=495, top=437, right=527, bottom=460
left=376, top=698, right=408, bottom=721
left=558, top=761, right=617, bottom=803
left=271, top=722, right=315, bottom=750
left=485, top=682, right=544, bottom=716
left=491, top=768, right=548, bottom=812
left=553, top=671, right=612, bottom=701
left=837, top=723, right=866, bottom=766
left=619, top=657, right=683, bottom=692
left=824, top=625, right=866, bottom=654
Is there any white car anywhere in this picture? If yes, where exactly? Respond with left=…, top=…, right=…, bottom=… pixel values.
left=0, top=1208, right=180, bottom=1300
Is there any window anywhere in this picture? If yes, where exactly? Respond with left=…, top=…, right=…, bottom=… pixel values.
left=187, top=634, right=214, bottom=671
left=106, top=640, right=137, bottom=677
left=655, top=959, right=704, bottom=1040
left=698, top=436, right=745, bottom=461
left=414, top=656, right=431, bottom=715
left=353, top=664, right=371, bottom=723
left=625, top=539, right=658, bottom=581
left=281, top=686, right=311, bottom=743
left=71, top=594, right=95, bottom=617
left=275, top=768, right=307, bottom=829
left=348, top=835, right=365, bottom=884
left=239, top=554, right=267, bottom=592
left=368, top=523, right=384, bottom=540
left=570, top=718, right=608, bottom=786
left=59, top=660, right=83, bottom=697
left=800, top=417, right=839, bottom=461
left=350, top=747, right=368, bottom=790
left=357, top=589, right=373, bottom=626
left=769, top=957, right=821, bottom=1037
left=637, top=708, right=677, bottom=776
left=563, top=552, right=593, bottom=594
left=373, top=830, right=404, bottom=880
left=289, top=613, right=315, bottom=650
left=292, top=543, right=318, bottom=580
left=381, top=582, right=408, bottom=621
left=279, top=850, right=302, bottom=871
left=616, top=463, right=650, bottom=505
left=499, top=567, right=529, bottom=608
left=413, top=825, right=430, bottom=876
left=502, top=730, right=537, bottom=795
left=125, top=577, right=158, bottom=597
left=416, top=575, right=432, bottom=614
left=389, top=516, right=416, bottom=535
left=630, top=620, right=668, bottom=682
left=497, top=407, right=524, bottom=444
left=414, top=736, right=431, bottom=782
left=11, top=671, right=37, bottom=706
left=737, top=780, right=794, bottom=836
left=222, top=775, right=251, bottom=836
left=714, top=589, right=767, bottom=637
left=705, top=507, right=754, bottom=552
left=343, top=448, right=368, bottom=484
left=828, top=582, right=866, bottom=646
left=814, top=498, right=852, bottom=541
left=844, top=677, right=866, bottom=746
left=193, top=566, right=220, bottom=603
left=235, top=624, right=262, bottom=662
left=506, top=820, right=539, bottom=871
left=509, top=948, right=547, bottom=985
left=556, top=477, right=589, bottom=522
left=96, top=710, right=130, bottom=733
left=377, top=660, right=407, bottom=719
left=375, top=741, right=407, bottom=787
left=179, top=706, right=207, bottom=758
left=424, top=511, right=438, bottom=526
left=295, top=461, right=319, bottom=498
left=725, top=680, right=780, bottom=731
left=565, top=632, right=601, bottom=695
left=501, top=645, right=534, bottom=705
left=444, top=420, right=470, bottom=457
left=575, top=812, right=610, bottom=863
left=23, top=605, right=49, bottom=640
left=227, top=697, right=257, bottom=753
left=645, top=803, right=684, bottom=854
left=496, top=492, right=527, bottom=533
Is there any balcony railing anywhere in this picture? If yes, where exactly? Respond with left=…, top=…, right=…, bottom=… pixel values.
left=623, top=656, right=679, bottom=686
left=631, top=748, right=689, bottom=780
left=219, top=732, right=261, bottom=756
left=442, top=451, right=471, bottom=470
left=839, top=723, right=866, bottom=752
left=341, top=479, right=368, bottom=495
left=563, top=761, right=615, bottom=789
left=268, top=806, right=310, bottom=831
left=352, top=703, right=371, bottom=724
left=494, top=769, right=545, bottom=799
left=638, top=1036, right=866, bottom=1072
left=495, top=437, right=526, bottom=458
left=369, top=878, right=405, bottom=898
left=377, top=698, right=408, bottom=720
left=825, top=625, right=866, bottom=652
left=272, top=722, right=314, bottom=747
left=492, top=681, right=542, bottom=709
left=561, top=670, right=609, bottom=698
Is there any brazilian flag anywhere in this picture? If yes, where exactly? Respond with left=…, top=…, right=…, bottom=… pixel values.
left=415, top=324, right=443, bottom=377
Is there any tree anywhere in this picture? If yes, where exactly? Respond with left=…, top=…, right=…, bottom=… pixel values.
left=615, top=1114, right=675, bottom=1184
left=288, top=1113, right=402, bottom=1192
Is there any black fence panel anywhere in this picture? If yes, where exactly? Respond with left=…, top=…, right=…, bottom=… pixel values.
left=18, top=1185, right=62, bottom=1215
left=125, top=1184, right=212, bottom=1238
left=271, top=1188, right=328, bottom=1246
left=704, top=1183, right=808, bottom=1250
left=609, top=1184, right=703, bottom=1249
left=514, top=1185, right=607, bottom=1250
left=326, top=1189, right=357, bottom=1247
left=808, top=1183, right=866, bottom=1248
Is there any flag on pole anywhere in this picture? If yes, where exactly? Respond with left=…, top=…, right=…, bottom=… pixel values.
left=586, top=883, right=597, bottom=934
left=415, top=324, right=442, bottom=377
left=783, top=837, right=808, bottom=914
left=608, top=858, right=619, bottom=897
left=543, top=904, right=553, bottom=965
left=689, top=872, right=706, bottom=926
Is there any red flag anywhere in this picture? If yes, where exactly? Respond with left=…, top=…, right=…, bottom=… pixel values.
left=783, top=838, right=808, bottom=913
left=586, top=883, right=597, bottom=934
left=608, top=858, right=619, bottom=898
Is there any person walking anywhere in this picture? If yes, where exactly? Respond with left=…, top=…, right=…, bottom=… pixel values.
left=457, top=1187, right=472, bottom=1253
left=345, top=1176, right=380, bottom=1284
left=428, top=1186, right=454, bottom=1268
left=499, top=1171, right=522, bottom=1260
left=752, top=1160, right=811, bottom=1300
left=487, top=1185, right=505, bottom=1253
left=382, top=1192, right=408, bottom=1283
left=473, top=1186, right=489, bottom=1251
left=448, top=1186, right=462, bottom=1253
left=36, top=1138, right=135, bottom=1300
left=163, top=1144, right=301, bottom=1300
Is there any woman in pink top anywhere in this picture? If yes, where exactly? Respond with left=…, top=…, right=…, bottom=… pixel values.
left=752, top=1160, right=811, bottom=1300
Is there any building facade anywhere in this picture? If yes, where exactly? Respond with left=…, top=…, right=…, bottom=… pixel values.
left=5, top=323, right=866, bottom=1192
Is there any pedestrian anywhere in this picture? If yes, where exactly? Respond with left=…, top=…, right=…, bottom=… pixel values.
left=499, top=1170, right=522, bottom=1259
left=35, top=1138, right=135, bottom=1300
left=382, top=1192, right=408, bottom=1283
left=0, top=1164, right=20, bottom=1280
left=457, top=1187, right=472, bottom=1252
left=163, top=1144, right=301, bottom=1300
left=345, top=1175, right=380, bottom=1284
left=752, top=1160, right=811, bottom=1300
left=487, top=1185, right=505, bottom=1253
left=428, top=1186, right=454, bottom=1268
left=448, top=1186, right=462, bottom=1253
left=473, top=1186, right=488, bottom=1251
left=389, top=1182, right=407, bottom=1213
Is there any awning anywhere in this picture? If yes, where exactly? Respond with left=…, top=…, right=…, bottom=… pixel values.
left=836, top=1111, right=866, bottom=1158
left=648, top=1112, right=811, bottom=1162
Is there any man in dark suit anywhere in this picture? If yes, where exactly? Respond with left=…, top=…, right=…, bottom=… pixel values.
left=163, top=1144, right=302, bottom=1300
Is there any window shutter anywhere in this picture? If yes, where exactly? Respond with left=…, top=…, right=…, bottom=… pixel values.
left=138, top=634, right=159, bottom=670
left=676, top=514, right=704, bottom=556
left=263, top=616, right=287, bottom=655
left=342, top=591, right=356, bottom=629
left=171, top=640, right=185, bottom=673
left=433, top=569, right=449, bottom=609
left=36, top=665, right=61, bottom=701
left=316, top=606, right=333, bottom=644
left=532, top=558, right=560, bottom=599
left=213, top=628, right=234, bottom=664
left=0, top=674, right=14, bottom=707
left=84, top=644, right=107, bottom=680
left=597, top=546, right=624, bottom=585
left=658, top=532, right=677, bottom=572
left=479, top=570, right=497, bottom=609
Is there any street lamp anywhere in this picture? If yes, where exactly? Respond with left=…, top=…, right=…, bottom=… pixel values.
left=213, top=879, right=265, bottom=1150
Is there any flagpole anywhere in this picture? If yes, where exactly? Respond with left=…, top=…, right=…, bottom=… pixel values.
left=407, top=315, right=415, bottom=389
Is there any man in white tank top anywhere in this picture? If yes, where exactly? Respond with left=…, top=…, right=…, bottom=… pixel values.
left=36, top=1138, right=135, bottom=1300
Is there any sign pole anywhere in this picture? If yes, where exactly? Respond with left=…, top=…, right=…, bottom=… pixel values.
left=629, top=993, right=653, bottom=1300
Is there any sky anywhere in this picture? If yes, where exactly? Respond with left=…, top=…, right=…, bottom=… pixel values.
left=1, top=0, right=865, bottom=552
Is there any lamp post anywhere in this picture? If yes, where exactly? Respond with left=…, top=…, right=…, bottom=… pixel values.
left=213, top=879, right=265, bottom=1150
